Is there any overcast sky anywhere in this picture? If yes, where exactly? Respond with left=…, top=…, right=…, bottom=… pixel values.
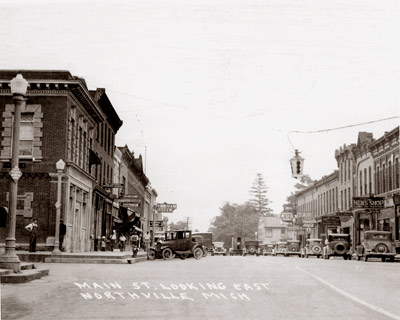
left=1, top=0, right=398, bottom=231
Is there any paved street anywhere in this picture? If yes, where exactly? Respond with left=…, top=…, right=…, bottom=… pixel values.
left=2, top=256, right=400, bottom=320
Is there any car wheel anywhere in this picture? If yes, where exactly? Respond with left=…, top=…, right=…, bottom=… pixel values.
left=375, top=243, right=389, bottom=254
left=162, top=248, right=174, bottom=260
left=147, top=249, right=156, bottom=261
left=311, top=245, right=322, bottom=255
left=193, top=247, right=203, bottom=260
left=333, top=243, right=347, bottom=255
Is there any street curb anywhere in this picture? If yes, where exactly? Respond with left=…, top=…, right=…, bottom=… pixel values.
left=1, top=268, right=49, bottom=284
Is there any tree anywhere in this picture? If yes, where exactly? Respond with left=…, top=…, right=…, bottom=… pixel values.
left=208, top=202, right=259, bottom=247
left=282, top=174, right=314, bottom=213
left=249, top=173, right=273, bottom=217
left=169, top=220, right=189, bottom=231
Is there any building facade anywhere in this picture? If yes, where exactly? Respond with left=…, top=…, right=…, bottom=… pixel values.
left=257, top=216, right=287, bottom=244
left=0, top=70, right=105, bottom=252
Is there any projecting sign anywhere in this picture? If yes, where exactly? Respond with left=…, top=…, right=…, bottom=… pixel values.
left=352, top=197, right=384, bottom=209
left=302, top=223, right=315, bottom=228
left=281, top=213, right=293, bottom=222
left=321, top=216, right=341, bottom=226
left=155, top=202, right=177, bottom=213
left=149, top=221, right=164, bottom=227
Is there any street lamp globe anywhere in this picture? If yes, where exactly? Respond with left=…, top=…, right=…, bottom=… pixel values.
left=10, top=74, right=28, bottom=96
left=56, top=159, right=65, bottom=172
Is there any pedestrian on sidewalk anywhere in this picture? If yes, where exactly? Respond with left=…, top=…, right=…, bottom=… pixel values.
left=119, top=234, right=127, bottom=251
left=59, top=219, right=66, bottom=251
left=130, top=233, right=139, bottom=257
left=144, top=231, right=151, bottom=251
left=110, top=229, right=117, bottom=251
left=25, top=218, right=38, bottom=252
left=101, top=236, right=106, bottom=251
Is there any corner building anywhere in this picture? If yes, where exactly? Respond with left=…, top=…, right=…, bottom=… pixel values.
left=0, top=70, right=121, bottom=252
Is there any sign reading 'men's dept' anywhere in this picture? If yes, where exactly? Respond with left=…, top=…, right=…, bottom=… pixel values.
left=352, top=197, right=384, bottom=209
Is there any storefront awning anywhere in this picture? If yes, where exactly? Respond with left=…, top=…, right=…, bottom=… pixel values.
left=379, top=207, right=394, bottom=220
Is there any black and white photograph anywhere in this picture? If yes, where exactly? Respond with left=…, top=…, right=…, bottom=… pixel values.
left=0, top=0, right=399, bottom=319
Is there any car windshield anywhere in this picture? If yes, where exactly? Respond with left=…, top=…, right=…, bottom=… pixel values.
left=369, top=234, right=390, bottom=240
left=329, top=235, right=349, bottom=241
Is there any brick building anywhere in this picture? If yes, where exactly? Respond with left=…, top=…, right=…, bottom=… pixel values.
left=88, top=88, right=122, bottom=248
left=0, top=70, right=127, bottom=253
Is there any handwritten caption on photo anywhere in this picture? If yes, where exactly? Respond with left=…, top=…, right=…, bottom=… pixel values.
left=75, top=282, right=270, bottom=301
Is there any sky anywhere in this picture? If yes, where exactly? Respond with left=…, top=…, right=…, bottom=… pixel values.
left=0, top=0, right=398, bottom=232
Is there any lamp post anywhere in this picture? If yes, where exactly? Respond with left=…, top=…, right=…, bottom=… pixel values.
left=0, top=74, right=28, bottom=272
left=52, top=159, right=65, bottom=254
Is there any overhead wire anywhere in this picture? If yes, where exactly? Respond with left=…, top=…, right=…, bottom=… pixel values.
left=287, top=116, right=399, bottom=151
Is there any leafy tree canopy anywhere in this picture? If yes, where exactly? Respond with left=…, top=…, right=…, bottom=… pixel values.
left=208, top=202, right=259, bottom=247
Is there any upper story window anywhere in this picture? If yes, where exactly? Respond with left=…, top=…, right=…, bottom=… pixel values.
left=396, top=158, right=399, bottom=189
left=19, top=112, right=34, bottom=157
left=1, top=104, right=43, bottom=161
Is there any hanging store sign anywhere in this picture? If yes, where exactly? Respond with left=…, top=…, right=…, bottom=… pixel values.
left=281, top=213, right=293, bottom=222
left=302, top=223, right=315, bottom=228
left=154, top=203, right=177, bottom=213
left=352, top=197, right=384, bottom=209
left=149, top=221, right=164, bottom=227
left=321, top=216, right=341, bottom=226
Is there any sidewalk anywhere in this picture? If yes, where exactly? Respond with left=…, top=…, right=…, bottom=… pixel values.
left=16, top=247, right=148, bottom=264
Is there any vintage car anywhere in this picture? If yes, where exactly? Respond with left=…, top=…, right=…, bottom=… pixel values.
left=192, top=235, right=208, bottom=257
left=192, top=232, right=213, bottom=253
left=243, top=240, right=261, bottom=256
left=211, top=242, right=227, bottom=256
left=147, top=230, right=205, bottom=260
left=274, top=241, right=287, bottom=256
left=303, top=239, right=323, bottom=258
left=284, top=240, right=302, bottom=257
left=322, top=234, right=351, bottom=260
left=357, top=231, right=396, bottom=262
left=261, top=243, right=275, bottom=256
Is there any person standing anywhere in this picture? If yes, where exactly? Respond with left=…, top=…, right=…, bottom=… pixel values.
left=144, top=231, right=151, bottom=251
left=101, top=236, right=106, bottom=251
left=59, top=219, right=66, bottom=251
left=119, top=234, right=127, bottom=251
left=25, top=218, right=38, bottom=252
left=130, top=233, right=139, bottom=257
left=110, top=229, right=117, bottom=251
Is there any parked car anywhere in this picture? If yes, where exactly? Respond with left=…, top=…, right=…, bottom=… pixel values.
left=274, top=241, right=287, bottom=256
left=303, top=239, right=323, bottom=258
left=212, top=242, right=227, bottom=256
left=192, top=235, right=208, bottom=257
left=284, top=240, right=301, bottom=257
left=148, top=230, right=204, bottom=260
left=357, top=231, right=396, bottom=262
left=261, top=243, right=275, bottom=256
left=322, top=234, right=351, bottom=260
left=243, top=240, right=261, bottom=256
left=192, top=232, right=213, bottom=253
